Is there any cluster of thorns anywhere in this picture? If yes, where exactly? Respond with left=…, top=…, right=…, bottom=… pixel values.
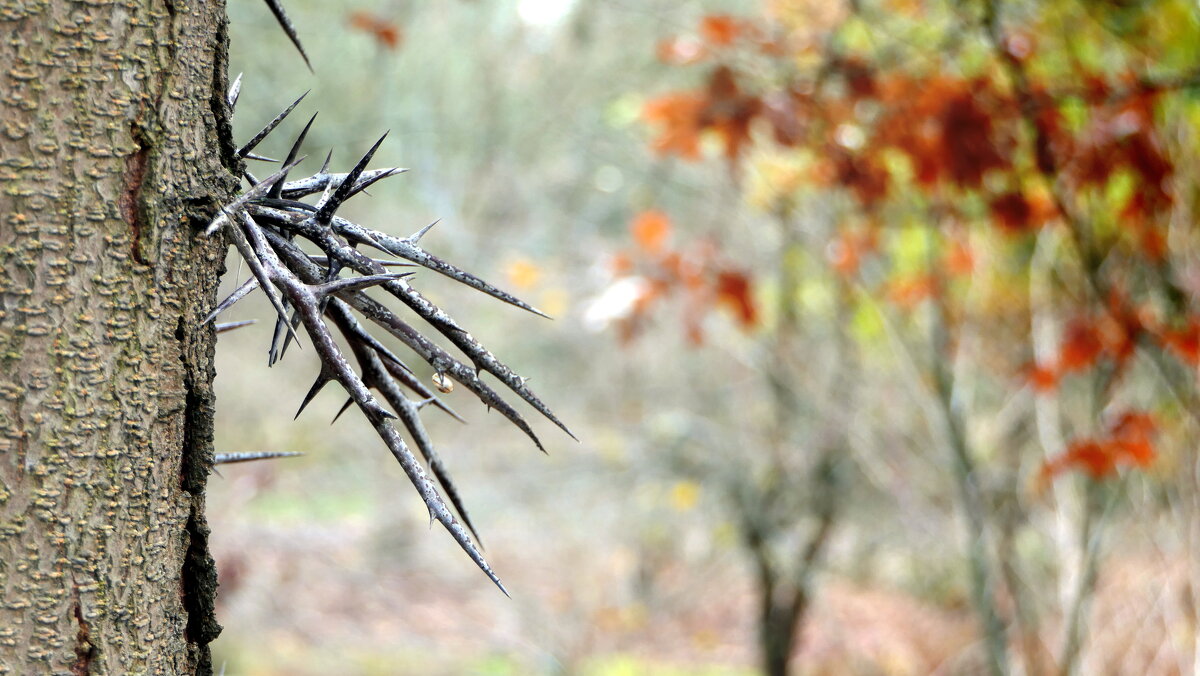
left=204, top=73, right=574, bottom=594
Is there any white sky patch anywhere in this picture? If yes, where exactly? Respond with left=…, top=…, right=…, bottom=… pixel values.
left=517, top=0, right=575, bottom=30
left=584, top=277, right=650, bottom=332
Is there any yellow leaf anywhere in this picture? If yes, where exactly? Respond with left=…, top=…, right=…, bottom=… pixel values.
left=669, top=480, right=701, bottom=511
left=539, top=287, right=569, bottom=318
left=505, top=257, right=541, bottom=290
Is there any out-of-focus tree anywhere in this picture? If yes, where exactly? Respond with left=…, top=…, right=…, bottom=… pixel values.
left=592, top=203, right=853, bottom=676
left=597, top=0, right=1200, bottom=673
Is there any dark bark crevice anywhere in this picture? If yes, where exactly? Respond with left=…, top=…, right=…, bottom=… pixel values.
left=120, top=142, right=152, bottom=266
left=70, top=588, right=96, bottom=676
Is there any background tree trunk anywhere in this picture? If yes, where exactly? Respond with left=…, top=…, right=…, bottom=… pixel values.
left=0, top=1, right=234, bottom=673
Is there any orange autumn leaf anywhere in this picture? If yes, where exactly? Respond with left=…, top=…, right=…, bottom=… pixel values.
left=348, top=11, right=402, bottom=50
left=609, top=251, right=635, bottom=276
left=1025, top=362, right=1059, bottom=393
left=989, top=191, right=1037, bottom=234
left=1043, top=439, right=1117, bottom=479
left=1109, top=411, right=1157, bottom=466
left=714, top=270, right=758, bottom=328
left=1099, top=314, right=1140, bottom=369
left=826, top=232, right=862, bottom=276
left=1041, top=410, right=1158, bottom=481
left=944, top=238, right=975, bottom=276
left=703, top=66, right=763, bottom=161
left=1138, top=225, right=1167, bottom=261
left=643, top=93, right=706, bottom=159
left=886, top=274, right=937, bottom=308
left=1162, top=322, right=1200, bottom=365
left=700, top=14, right=740, bottom=46
left=1058, top=318, right=1103, bottom=373
left=937, top=88, right=1010, bottom=188
left=631, top=211, right=672, bottom=253
left=831, top=148, right=889, bottom=206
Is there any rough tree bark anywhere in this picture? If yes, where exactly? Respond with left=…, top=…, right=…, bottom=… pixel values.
left=0, top=1, right=234, bottom=673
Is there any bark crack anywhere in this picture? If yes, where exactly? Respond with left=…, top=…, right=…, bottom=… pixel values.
left=70, top=585, right=96, bottom=676
left=120, top=141, right=151, bottom=266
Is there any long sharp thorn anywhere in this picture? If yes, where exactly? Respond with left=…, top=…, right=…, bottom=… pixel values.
left=237, top=91, right=310, bottom=159
left=295, top=370, right=333, bottom=419
left=409, top=220, right=438, bottom=243
left=314, top=132, right=389, bottom=224
left=331, top=397, right=354, bottom=424
left=215, top=319, right=257, bottom=334
left=269, top=112, right=318, bottom=199
left=277, top=310, right=304, bottom=361
left=400, top=406, right=483, bottom=544
left=227, top=72, right=243, bottom=109
left=262, top=0, right=313, bottom=71
left=214, top=451, right=303, bottom=465
left=319, top=149, right=333, bottom=174
left=202, top=277, right=260, bottom=325
left=243, top=152, right=280, bottom=163
left=373, top=422, right=507, bottom=595
left=267, top=308, right=289, bottom=366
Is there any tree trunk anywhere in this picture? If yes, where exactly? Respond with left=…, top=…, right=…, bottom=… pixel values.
left=760, top=588, right=805, bottom=676
left=0, top=1, right=234, bottom=673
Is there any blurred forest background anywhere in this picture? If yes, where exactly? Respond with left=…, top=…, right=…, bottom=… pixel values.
left=210, top=0, right=1200, bottom=674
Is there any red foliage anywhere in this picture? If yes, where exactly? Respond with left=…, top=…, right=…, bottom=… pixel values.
left=629, top=9, right=1189, bottom=492
left=702, top=66, right=763, bottom=161
left=989, top=191, right=1035, bottom=234
left=1025, top=363, right=1060, bottom=393
left=1042, top=410, right=1158, bottom=480
left=605, top=211, right=759, bottom=343
left=1099, top=292, right=1146, bottom=369
left=838, top=57, right=878, bottom=100
left=830, top=147, right=889, bottom=206
left=700, top=15, right=741, bottom=46
left=631, top=210, right=672, bottom=253
left=348, top=12, right=402, bottom=50
left=943, top=238, right=975, bottom=277
left=643, top=93, right=707, bottom=159
left=1109, top=411, right=1157, bottom=466
left=872, top=77, right=1013, bottom=190
left=1069, top=89, right=1173, bottom=224
left=715, top=271, right=758, bottom=328
left=1161, top=321, right=1200, bottom=366
left=1058, top=318, right=1104, bottom=373
left=937, top=88, right=1010, bottom=188
left=643, top=66, right=762, bottom=161
left=885, top=274, right=938, bottom=309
